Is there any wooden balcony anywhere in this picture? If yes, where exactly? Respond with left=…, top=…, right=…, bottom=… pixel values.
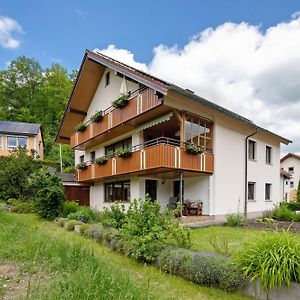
left=70, top=88, right=165, bottom=150
left=77, top=142, right=214, bottom=183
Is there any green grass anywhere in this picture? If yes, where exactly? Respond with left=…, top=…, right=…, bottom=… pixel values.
left=191, top=226, right=300, bottom=257
left=0, top=213, right=249, bottom=300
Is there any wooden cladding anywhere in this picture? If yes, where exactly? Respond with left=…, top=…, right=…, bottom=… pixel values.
left=70, top=89, right=162, bottom=148
left=77, top=143, right=214, bottom=182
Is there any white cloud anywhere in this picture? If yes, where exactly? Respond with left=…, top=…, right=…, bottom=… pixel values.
left=75, top=9, right=87, bottom=21
left=0, top=16, right=23, bottom=49
left=96, top=14, right=300, bottom=155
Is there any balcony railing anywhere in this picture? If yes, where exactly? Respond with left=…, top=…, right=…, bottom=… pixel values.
left=77, top=138, right=214, bottom=182
left=70, top=88, right=163, bottom=149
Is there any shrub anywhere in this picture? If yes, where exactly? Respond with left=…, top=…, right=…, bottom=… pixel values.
left=273, top=204, right=294, bottom=221
left=28, top=170, right=65, bottom=220
left=237, top=231, right=300, bottom=291
left=101, top=203, right=127, bottom=229
left=112, top=94, right=129, bottom=108
left=79, top=223, right=91, bottom=235
left=156, top=247, right=245, bottom=292
left=292, top=213, right=300, bottom=222
left=90, top=110, right=103, bottom=123
left=262, top=208, right=275, bottom=218
left=61, top=201, right=80, bottom=217
left=66, top=220, right=83, bottom=231
left=67, top=207, right=98, bottom=223
left=286, top=202, right=300, bottom=211
left=56, top=217, right=69, bottom=227
left=297, top=180, right=300, bottom=202
left=102, top=227, right=119, bottom=243
left=226, top=214, right=245, bottom=226
left=120, top=197, right=191, bottom=263
left=84, top=224, right=105, bottom=241
left=10, top=201, right=34, bottom=213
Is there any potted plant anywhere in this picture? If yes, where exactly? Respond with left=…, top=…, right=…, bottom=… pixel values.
left=185, top=144, right=204, bottom=155
left=75, top=122, right=87, bottom=132
left=76, top=162, right=87, bottom=170
left=112, top=94, right=130, bottom=109
left=95, top=156, right=108, bottom=165
left=115, top=148, right=132, bottom=158
left=90, top=110, right=103, bottom=123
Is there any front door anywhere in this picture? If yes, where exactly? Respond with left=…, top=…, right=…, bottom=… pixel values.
left=145, top=180, right=157, bottom=201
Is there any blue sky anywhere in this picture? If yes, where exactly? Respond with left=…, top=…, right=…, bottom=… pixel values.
left=1, top=0, right=300, bottom=71
left=1, top=0, right=300, bottom=153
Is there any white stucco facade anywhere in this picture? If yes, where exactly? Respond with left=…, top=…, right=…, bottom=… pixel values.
left=73, top=66, right=288, bottom=218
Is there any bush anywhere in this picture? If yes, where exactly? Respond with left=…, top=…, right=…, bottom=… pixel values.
left=28, top=170, right=65, bottom=220
left=226, top=214, right=245, bottom=226
left=120, top=197, right=191, bottom=263
left=156, top=247, right=245, bottom=292
left=237, top=231, right=300, bottom=291
left=67, top=207, right=98, bottom=223
left=10, top=201, right=34, bottom=213
left=79, top=223, right=91, bottom=235
left=286, top=202, right=300, bottom=211
left=292, top=213, right=300, bottom=222
left=84, top=224, right=105, bottom=241
left=65, top=220, right=83, bottom=231
left=101, top=203, right=127, bottom=229
left=273, top=204, right=294, bottom=221
left=56, top=217, right=69, bottom=227
left=102, top=227, right=119, bottom=243
left=61, top=201, right=80, bottom=217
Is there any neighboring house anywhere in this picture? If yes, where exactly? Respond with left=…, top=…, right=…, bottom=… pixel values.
left=280, top=169, right=292, bottom=202
left=56, top=50, right=291, bottom=217
left=0, top=121, right=44, bottom=159
left=280, top=153, right=300, bottom=201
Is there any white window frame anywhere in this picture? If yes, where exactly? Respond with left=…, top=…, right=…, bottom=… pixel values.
left=7, top=135, right=28, bottom=150
left=265, top=146, right=272, bottom=164
left=265, top=183, right=272, bottom=201
left=248, top=181, right=256, bottom=201
left=248, top=140, right=257, bottom=161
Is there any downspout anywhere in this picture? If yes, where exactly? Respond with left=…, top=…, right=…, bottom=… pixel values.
left=244, top=128, right=258, bottom=218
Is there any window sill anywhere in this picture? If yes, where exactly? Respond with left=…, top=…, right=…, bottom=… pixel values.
left=248, top=200, right=256, bottom=202
left=266, top=163, right=273, bottom=166
left=248, top=158, right=257, bottom=162
left=265, top=200, right=273, bottom=202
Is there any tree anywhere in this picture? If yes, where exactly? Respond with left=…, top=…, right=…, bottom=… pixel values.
left=297, top=180, right=300, bottom=202
left=0, top=148, right=41, bottom=199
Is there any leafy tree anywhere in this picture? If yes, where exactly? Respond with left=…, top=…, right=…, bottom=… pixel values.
left=0, top=148, right=41, bottom=199
left=297, top=180, right=300, bottom=202
left=28, top=170, right=65, bottom=220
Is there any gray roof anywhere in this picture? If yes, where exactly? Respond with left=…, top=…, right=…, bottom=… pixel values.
left=57, top=172, right=77, bottom=182
left=0, top=121, right=41, bottom=135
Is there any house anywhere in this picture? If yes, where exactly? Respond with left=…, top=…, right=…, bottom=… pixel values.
left=56, top=50, right=291, bottom=218
left=280, top=168, right=292, bottom=202
left=280, top=153, right=300, bottom=201
left=0, top=121, right=44, bottom=159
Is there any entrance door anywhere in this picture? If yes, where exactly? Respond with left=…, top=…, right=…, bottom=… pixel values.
left=145, top=180, right=157, bottom=201
left=173, top=180, right=184, bottom=201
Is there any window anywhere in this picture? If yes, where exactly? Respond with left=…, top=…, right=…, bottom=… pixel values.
left=248, top=182, right=256, bottom=201
left=18, top=137, right=27, bottom=148
left=0, top=135, right=2, bottom=149
left=290, top=181, right=294, bottom=188
left=184, top=114, right=212, bottom=150
left=248, top=140, right=256, bottom=160
left=105, top=137, right=132, bottom=157
left=266, top=146, right=272, bottom=164
left=288, top=167, right=294, bottom=174
left=265, top=183, right=272, bottom=201
left=105, top=71, right=110, bottom=86
left=286, top=181, right=289, bottom=185
left=105, top=181, right=130, bottom=202
left=90, top=151, right=96, bottom=163
left=7, top=136, right=17, bottom=150
left=7, top=136, right=28, bottom=150
left=79, top=155, right=84, bottom=163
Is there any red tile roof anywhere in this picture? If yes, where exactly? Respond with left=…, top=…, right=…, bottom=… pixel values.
left=280, top=153, right=300, bottom=163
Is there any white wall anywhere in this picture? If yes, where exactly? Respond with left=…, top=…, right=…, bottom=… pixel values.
left=84, top=68, right=138, bottom=122
left=280, top=176, right=291, bottom=202
left=281, top=157, right=300, bottom=194
left=213, top=117, right=281, bottom=216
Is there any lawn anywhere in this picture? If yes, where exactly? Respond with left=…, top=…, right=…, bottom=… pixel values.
left=0, top=212, right=249, bottom=300
left=191, top=225, right=300, bottom=257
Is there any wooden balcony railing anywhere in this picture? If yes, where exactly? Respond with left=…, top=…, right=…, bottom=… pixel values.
left=77, top=141, right=214, bottom=182
left=70, top=88, right=163, bottom=149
